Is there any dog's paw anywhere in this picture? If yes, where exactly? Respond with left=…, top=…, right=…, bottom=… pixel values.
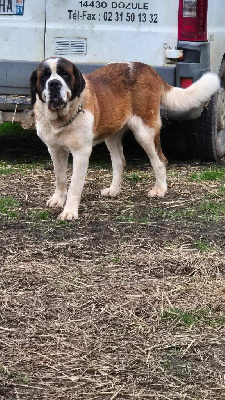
left=148, top=187, right=167, bottom=198
left=101, top=187, right=120, bottom=198
left=47, top=194, right=66, bottom=208
left=58, top=209, right=78, bottom=221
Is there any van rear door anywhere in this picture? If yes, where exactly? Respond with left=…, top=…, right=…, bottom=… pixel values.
left=45, top=0, right=179, bottom=67
left=0, top=0, right=45, bottom=61
left=0, top=0, right=45, bottom=95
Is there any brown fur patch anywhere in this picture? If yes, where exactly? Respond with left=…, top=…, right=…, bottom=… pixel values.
left=84, top=62, right=169, bottom=139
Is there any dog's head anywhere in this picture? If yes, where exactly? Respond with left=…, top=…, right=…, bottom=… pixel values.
left=30, top=57, right=86, bottom=111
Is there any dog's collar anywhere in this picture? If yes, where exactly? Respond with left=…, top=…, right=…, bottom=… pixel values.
left=59, top=102, right=85, bottom=128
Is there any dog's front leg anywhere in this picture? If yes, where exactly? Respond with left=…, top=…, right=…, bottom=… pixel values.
left=59, top=146, right=92, bottom=221
left=47, top=146, right=69, bottom=208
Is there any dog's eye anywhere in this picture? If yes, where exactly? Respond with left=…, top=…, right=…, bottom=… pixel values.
left=62, top=72, right=69, bottom=79
left=41, top=73, right=50, bottom=82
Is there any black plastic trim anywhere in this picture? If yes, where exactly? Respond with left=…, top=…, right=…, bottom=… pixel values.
left=176, top=41, right=210, bottom=85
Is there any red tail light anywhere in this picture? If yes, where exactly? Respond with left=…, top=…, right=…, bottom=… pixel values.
left=178, top=0, right=208, bottom=41
left=180, top=77, right=193, bottom=88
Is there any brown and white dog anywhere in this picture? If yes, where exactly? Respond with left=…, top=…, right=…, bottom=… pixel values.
left=30, top=57, right=219, bottom=220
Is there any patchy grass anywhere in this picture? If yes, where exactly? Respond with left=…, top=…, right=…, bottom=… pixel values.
left=0, top=196, right=20, bottom=218
left=197, top=200, right=225, bottom=221
left=1, top=128, right=225, bottom=400
left=218, top=185, right=225, bottom=196
left=195, top=240, right=214, bottom=252
left=0, top=160, right=40, bottom=175
left=28, top=209, right=50, bottom=220
left=190, top=166, right=225, bottom=181
left=0, top=365, right=30, bottom=385
left=115, top=198, right=225, bottom=224
left=125, top=172, right=148, bottom=183
left=161, top=307, right=225, bottom=328
left=0, top=122, right=24, bottom=137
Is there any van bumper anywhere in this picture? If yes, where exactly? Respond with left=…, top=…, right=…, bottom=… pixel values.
left=157, top=41, right=211, bottom=121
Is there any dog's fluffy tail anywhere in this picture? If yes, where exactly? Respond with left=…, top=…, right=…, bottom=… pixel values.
left=161, top=72, right=220, bottom=112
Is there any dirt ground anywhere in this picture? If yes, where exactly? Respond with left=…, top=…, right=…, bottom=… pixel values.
left=0, top=127, right=225, bottom=400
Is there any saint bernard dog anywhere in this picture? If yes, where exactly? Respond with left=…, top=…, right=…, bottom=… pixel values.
left=30, top=57, right=219, bottom=220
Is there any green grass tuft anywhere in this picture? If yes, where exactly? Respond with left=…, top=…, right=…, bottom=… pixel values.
left=0, top=122, right=24, bottom=137
left=190, top=167, right=225, bottom=181
left=0, top=161, right=40, bottom=175
left=161, top=307, right=225, bottom=327
left=197, top=200, right=225, bottom=221
left=0, top=196, right=20, bottom=218
left=125, top=173, right=143, bottom=183
left=218, top=185, right=225, bottom=196
left=195, top=240, right=213, bottom=251
left=28, top=209, right=50, bottom=220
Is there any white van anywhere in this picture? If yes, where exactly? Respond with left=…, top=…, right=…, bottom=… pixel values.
left=0, top=0, right=225, bottom=161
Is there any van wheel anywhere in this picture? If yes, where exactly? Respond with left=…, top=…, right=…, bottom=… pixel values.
left=185, top=59, right=225, bottom=161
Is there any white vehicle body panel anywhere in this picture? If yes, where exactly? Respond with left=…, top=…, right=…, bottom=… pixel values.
left=207, top=0, right=225, bottom=73
left=0, top=0, right=224, bottom=72
left=0, top=0, right=45, bottom=61
left=45, top=0, right=179, bottom=66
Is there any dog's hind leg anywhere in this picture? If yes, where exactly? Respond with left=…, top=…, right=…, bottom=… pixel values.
left=101, top=129, right=125, bottom=197
left=47, top=146, right=69, bottom=208
left=128, top=116, right=167, bottom=197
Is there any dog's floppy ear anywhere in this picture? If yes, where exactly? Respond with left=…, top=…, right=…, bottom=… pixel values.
left=71, top=64, right=86, bottom=100
left=30, top=69, right=38, bottom=105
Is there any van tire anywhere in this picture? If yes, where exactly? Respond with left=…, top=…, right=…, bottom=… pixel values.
left=195, top=95, right=218, bottom=161
left=185, top=59, right=225, bottom=161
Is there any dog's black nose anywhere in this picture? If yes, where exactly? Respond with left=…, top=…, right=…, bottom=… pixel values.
left=48, top=79, right=62, bottom=89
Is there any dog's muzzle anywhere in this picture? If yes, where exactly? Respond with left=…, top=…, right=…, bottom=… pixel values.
left=48, top=79, right=66, bottom=110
